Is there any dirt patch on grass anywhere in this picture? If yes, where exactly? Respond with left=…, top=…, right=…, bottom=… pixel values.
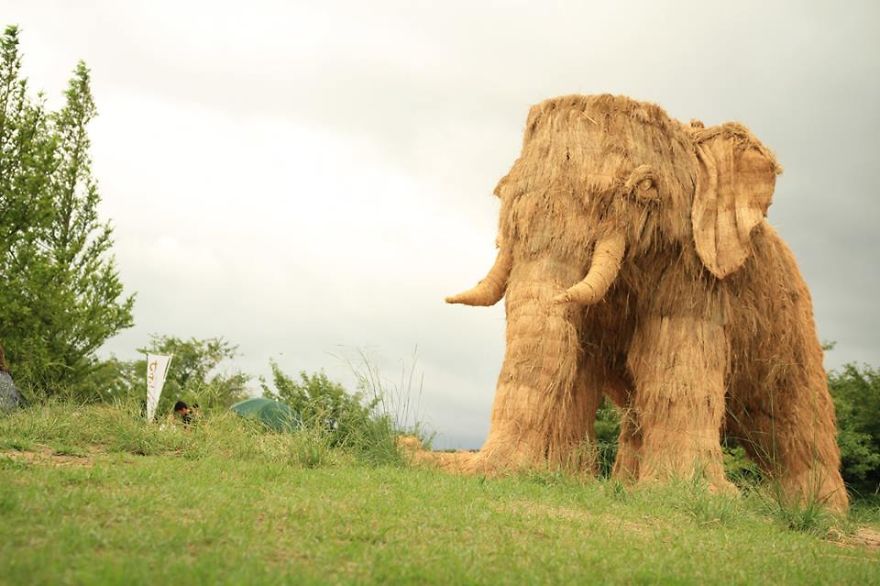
left=1, top=446, right=97, bottom=467
left=822, top=526, right=880, bottom=554
left=836, top=528, right=880, bottom=550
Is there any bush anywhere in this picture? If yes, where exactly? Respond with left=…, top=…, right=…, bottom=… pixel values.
left=829, top=363, right=880, bottom=496
left=721, top=442, right=763, bottom=488
left=261, top=361, right=400, bottom=465
left=594, top=397, right=620, bottom=477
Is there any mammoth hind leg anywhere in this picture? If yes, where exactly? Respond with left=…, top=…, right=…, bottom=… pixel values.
left=727, top=367, right=848, bottom=513
left=611, top=406, right=642, bottom=483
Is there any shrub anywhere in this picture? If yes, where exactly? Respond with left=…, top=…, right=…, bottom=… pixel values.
left=829, top=363, right=880, bottom=497
left=721, top=442, right=763, bottom=488
left=261, top=361, right=401, bottom=465
left=594, top=397, right=620, bottom=477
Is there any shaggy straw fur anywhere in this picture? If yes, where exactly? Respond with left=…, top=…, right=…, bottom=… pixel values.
left=444, top=94, right=847, bottom=512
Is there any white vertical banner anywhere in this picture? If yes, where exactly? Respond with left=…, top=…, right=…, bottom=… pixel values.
left=146, top=354, right=172, bottom=422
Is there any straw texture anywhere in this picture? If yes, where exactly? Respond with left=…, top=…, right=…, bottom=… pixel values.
left=443, top=94, right=846, bottom=511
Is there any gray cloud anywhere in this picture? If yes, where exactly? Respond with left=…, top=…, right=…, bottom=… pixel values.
left=5, top=0, right=879, bottom=447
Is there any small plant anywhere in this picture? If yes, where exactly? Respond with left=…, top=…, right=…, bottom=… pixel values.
left=0, top=456, right=28, bottom=472
left=684, top=489, right=738, bottom=528
left=291, top=426, right=333, bottom=469
left=606, top=478, right=629, bottom=502
left=524, top=469, right=570, bottom=487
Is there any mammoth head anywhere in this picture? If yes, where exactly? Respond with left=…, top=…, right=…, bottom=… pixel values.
left=447, top=95, right=782, bottom=308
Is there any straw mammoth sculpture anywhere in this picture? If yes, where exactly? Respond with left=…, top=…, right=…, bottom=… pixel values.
left=445, top=94, right=847, bottom=511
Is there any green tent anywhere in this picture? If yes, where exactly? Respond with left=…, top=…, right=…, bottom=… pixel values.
left=230, top=397, right=302, bottom=432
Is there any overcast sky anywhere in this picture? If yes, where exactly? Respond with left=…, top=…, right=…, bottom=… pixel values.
left=4, top=0, right=879, bottom=447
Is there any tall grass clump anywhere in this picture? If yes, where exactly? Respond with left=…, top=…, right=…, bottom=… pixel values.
left=261, top=351, right=427, bottom=466
left=616, top=472, right=745, bottom=529
left=0, top=399, right=191, bottom=455
left=746, top=481, right=842, bottom=537
left=0, top=399, right=340, bottom=470
left=346, top=349, right=430, bottom=464
left=289, top=425, right=335, bottom=468
left=0, top=351, right=430, bottom=471
left=674, top=476, right=741, bottom=527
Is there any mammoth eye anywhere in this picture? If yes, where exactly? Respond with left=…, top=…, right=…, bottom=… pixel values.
left=625, top=165, right=660, bottom=202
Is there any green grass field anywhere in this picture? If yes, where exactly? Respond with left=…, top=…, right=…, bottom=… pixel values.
left=1, top=404, right=878, bottom=585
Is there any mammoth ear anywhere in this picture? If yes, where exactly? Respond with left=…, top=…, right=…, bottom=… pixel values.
left=691, top=123, right=782, bottom=279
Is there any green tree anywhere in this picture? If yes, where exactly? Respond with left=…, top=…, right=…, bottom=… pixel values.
left=0, top=26, right=134, bottom=399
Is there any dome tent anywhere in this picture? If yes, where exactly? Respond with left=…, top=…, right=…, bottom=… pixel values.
left=230, top=397, right=301, bottom=432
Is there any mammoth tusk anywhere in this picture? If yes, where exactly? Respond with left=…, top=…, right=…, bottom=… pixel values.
left=445, top=247, right=512, bottom=307
left=554, top=232, right=625, bottom=305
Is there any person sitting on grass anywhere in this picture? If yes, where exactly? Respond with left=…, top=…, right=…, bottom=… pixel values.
left=173, top=400, right=193, bottom=426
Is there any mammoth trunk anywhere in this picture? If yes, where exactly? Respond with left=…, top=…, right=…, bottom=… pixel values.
left=473, top=259, right=599, bottom=472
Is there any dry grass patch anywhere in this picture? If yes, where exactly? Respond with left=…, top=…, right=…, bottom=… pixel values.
left=2, top=446, right=96, bottom=467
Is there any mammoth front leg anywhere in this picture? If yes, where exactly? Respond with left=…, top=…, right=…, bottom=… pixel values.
left=469, top=275, right=600, bottom=474
left=627, top=315, right=733, bottom=492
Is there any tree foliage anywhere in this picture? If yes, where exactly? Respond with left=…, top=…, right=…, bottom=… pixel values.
left=108, top=335, right=249, bottom=412
left=0, top=25, right=134, bottom=399
left=829, top=363, right=880, bottom=496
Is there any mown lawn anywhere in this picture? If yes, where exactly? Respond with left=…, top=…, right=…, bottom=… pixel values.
left=1, top=404, right=878, bottom=585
